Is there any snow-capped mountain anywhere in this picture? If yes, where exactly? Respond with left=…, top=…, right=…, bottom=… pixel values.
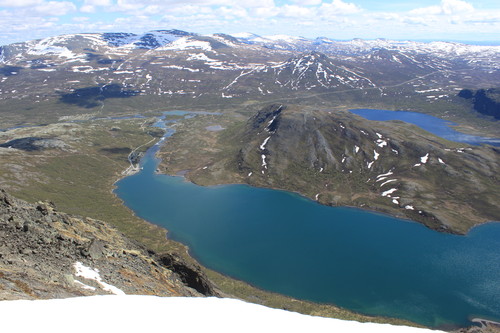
left=0, top=29, right=498, bottom=111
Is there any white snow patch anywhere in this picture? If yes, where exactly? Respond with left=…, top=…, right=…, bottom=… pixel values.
left=380, top=179, right=397, bottom=187
left=248, top=172, right=252, bottom=177
left=0, top=296, right=446, bottom=333
left=405, top=205, right=415, bottom=210
left=414, top=163, right=421, bottom=167
left=261, top=154, right=267, bottom=168
left=266, top=115, right=278, bottom=131
left=391, top=148, right=399, bottom=155
left=263, top=34, right=308, bottom=42
left=373, top=150, right=379, bottom=160
left=392, top=199, right=399, bottom=205
left=27, top=40, right=83, bottom=60
left=260, top=136, right=271, bottom=150
left=187, top=53, right=217, bottom=62
left=420, top=153, right=429, bottom=164
left=438, top=158, right=445, bottom=164
left=381, top=188, right=398, bottom=197
left=376, top=171, right=394, bottom=179
left=161, top=38, right=212, bottom=51
left=161, top=65, right=200, bottom=72
left=354, top=145, right=360, bottom=153
left=367, top=161, right=374, bottom=169
left=375, top=132, right=383, bottom=139
left=73, top=262, right=125, bottom=295
left=376, top=139, right=387, bottom=148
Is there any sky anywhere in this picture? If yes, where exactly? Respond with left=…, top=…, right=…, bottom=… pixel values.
left=0, top=0, right=499, bottom=45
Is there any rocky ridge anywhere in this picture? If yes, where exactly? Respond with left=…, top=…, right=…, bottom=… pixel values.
left=196, top=104, right=500, bottom=233
left=0, top=188, right=219, bottom=300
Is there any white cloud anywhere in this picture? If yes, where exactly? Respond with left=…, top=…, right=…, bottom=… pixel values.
left=84, top=0, right=112, bottom=6
left=0, top=0, right=43, bottom=7
left=72, top=16, right=90, bottom=22
left=279, top=4, right=315, bottom=18
left=441, top=0, right=474, bottom=14
left=251, top=6, right=280, bottom=18
left=114, top=0, right=144, bottom=12
left=289, top=0, right=322, bottom=5
left=319, top=0, right=361, bottom=16
left=0, top=0, right=499, bottom=45
left=80, top=5, right=96, bottom=13
left=410, top=0, right=474, bottom=16
left=238, top=0, right=275, bottom=8
left=34, top=1, right=76, bottom=16
left=217, top=6, right=248, bottom=19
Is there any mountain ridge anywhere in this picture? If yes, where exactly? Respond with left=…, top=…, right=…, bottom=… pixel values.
left=1, top=28, right=499, bottom=129
left=0, top=188, right=219, bottom=300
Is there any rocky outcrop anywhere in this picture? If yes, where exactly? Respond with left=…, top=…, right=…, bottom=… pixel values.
left=0, top=189, right=219, bottom=300
left=158, top=253, right=217, bottom=296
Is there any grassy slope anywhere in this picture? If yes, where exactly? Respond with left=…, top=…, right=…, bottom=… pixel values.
left=0, top=113, right=420, bottom=327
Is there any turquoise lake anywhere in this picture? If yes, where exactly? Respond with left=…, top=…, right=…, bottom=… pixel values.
left=114, top=111, right=500, bottom=328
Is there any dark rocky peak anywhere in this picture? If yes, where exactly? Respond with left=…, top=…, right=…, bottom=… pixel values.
left=250, top=104, right=285, bottom=130
left=134, top=33, right=162, bottom=49
left=152, top=29, right=195, bottom=37
left=279, top=51, right=334, bottom=73
left=101, top=32, right=138, bottom=47
left=134, top=30, right=195, bottom=49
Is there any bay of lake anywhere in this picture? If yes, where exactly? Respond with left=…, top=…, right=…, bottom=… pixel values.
left=115, top=111, right=500, bottom=328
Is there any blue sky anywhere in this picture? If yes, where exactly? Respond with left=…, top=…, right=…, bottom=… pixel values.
left=0, top=0, right=499, bottom=45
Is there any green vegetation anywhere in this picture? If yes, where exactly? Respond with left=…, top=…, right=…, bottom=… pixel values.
left=0, top=114, right=419, bottom=327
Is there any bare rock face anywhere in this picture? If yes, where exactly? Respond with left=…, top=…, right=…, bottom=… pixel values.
left=0, top=189, right=219, bottom=300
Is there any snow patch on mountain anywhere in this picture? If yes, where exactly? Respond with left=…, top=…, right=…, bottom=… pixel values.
left=0, top=296, right=447, bottom=333
left=263, top=35, right=309, bottom=43
left=26, top=36, right=85, bottom=60
left=160, top=38, right=212, bottom=51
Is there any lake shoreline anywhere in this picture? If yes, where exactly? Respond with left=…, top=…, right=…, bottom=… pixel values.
left=112, top=110, right=500, bottom=329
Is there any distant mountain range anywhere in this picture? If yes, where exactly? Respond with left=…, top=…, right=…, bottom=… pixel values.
left=0, top=29, right=499, bottom=122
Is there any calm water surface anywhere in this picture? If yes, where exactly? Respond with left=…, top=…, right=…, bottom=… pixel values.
left=350, top=109, right=500, bottom=146
left=115, top=111, right=500, bottom=328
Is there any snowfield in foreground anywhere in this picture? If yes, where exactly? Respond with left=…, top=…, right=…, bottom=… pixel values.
left=0, top=295, right=446, bottom=333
